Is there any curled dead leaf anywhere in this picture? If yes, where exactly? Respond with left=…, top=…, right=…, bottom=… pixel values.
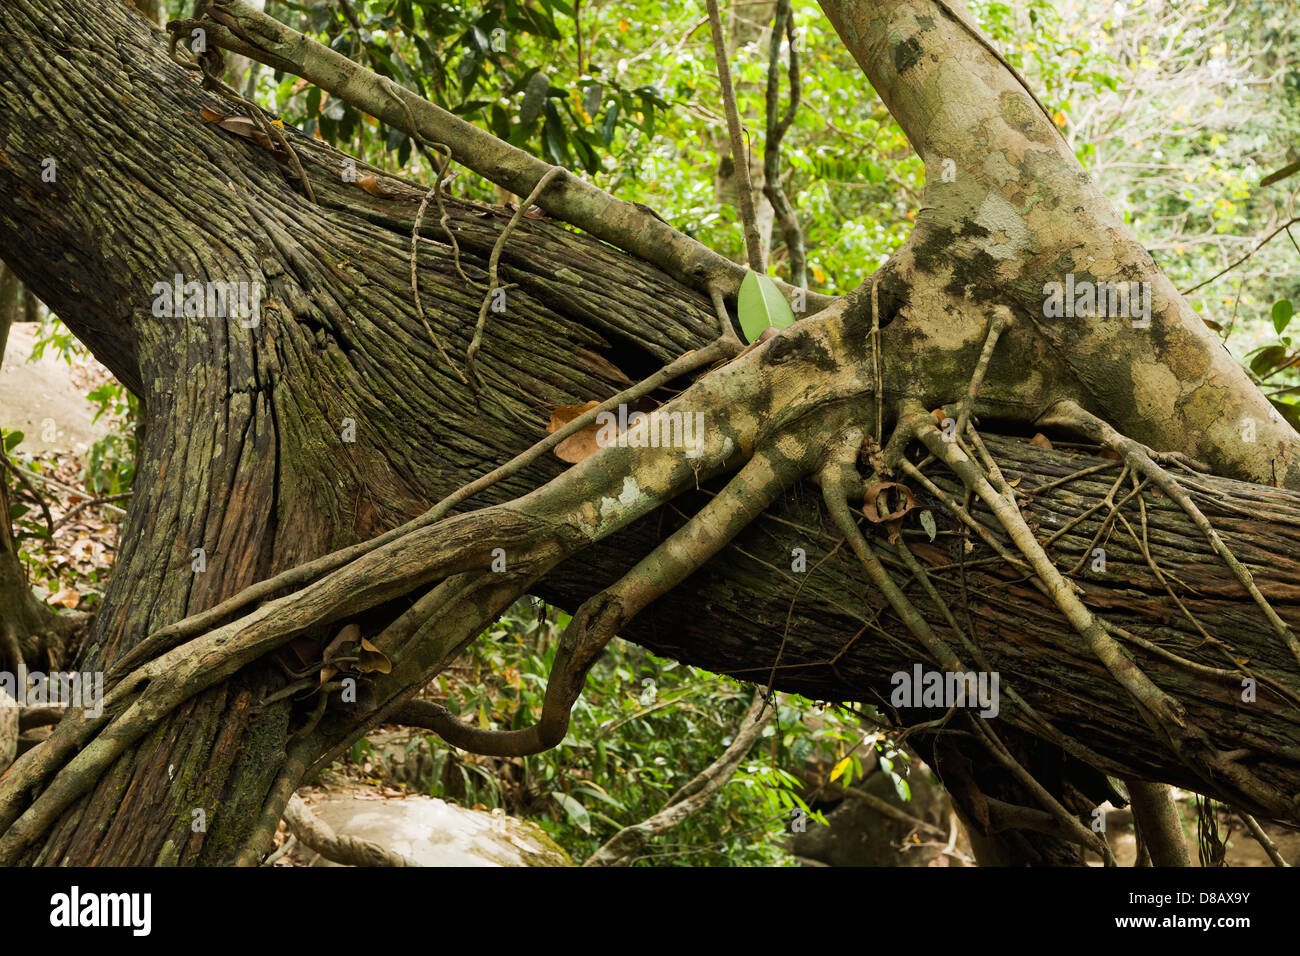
left=1029, top=433, right=1054, bottom=450
left=356, top=174, right=397, bottom=199
left=358, top=636, right=392, bottom=675
left=862, top=481, right=917, bottom=523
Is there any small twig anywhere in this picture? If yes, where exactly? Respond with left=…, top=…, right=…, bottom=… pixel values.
left=1180, top=217, right=1300, bottom=295
left=51, top=491, right=133, bottom=532
left=1, top=454, right=55, bottom=538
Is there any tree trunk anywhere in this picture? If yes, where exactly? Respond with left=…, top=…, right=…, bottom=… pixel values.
left=0, top=0, right=1295, bottom=866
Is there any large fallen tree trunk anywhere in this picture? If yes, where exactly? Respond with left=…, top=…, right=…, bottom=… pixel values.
left=0, top=0, right=1295, bottom=865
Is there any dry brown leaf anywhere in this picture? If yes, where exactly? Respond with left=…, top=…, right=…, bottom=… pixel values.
left=1029, top=432, right=1054, bottom=450
left=216, top=115, right=258, bottom=138
left=862, top=481, right=917, bottom=523
left=199, top=106, right=226, bottom=123
left=548, top=400, right=604, bottom=463
left=356, top=174, right=396, bottom=198
left=48, top=587, right=80, bottom=609
left=357, top=636, right=392, bottom=675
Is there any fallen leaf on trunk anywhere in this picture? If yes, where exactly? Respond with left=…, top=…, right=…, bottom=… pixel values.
left=356, top=174, right=397, bottom=198
left=548, top=400, right=604, bottom=463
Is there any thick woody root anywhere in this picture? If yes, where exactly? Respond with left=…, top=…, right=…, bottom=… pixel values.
left=0, top=505, right=564, bottom=863
left=109, top=337, right=737, bottom=680
left=0, top=320, right=817, bottom=861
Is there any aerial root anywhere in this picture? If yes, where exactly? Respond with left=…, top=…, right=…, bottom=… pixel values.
left=906, top=400, right=1295, bottom=821
left=465, top=166, right=565, bottom=393
left=108, top=336, right=737, bottom=680
left=822, top=424, right=1115, bottom=861
left=411, top=446, right=800, bottom=757
left=1037, top=399, right=1300, bottom=670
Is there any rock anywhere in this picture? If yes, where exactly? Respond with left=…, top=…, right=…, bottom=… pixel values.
left=296, top=794, right=572, bottom=867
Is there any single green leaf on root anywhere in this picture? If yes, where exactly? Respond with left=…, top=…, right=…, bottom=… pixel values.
left=738, top=270, right=796, bottom=343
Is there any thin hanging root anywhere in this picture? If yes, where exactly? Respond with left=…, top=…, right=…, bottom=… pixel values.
left=954, top=305, right=1013, bottom=437
left=465, top=166, right=565, bottom=392
left=871, top=282, right=883, bottom=443
left=825, top=426, right=1122, bottom=846
left=1038, top=462, right=1128, bottom=554
left=891, top=540, right=1121, bottom=774
left=821, top=428, right=964, bottom=674
left=907, top=400, right=1296, bottom=820
left=420, top=446, right=803, bottom=757
left=109, top=337, right=736, bottom=680
left=1061, top=471, right=1143, bottom=577
left=1038, top=399, right=1300, bottom=670
left=409, top=141, right=470, bottom=386
left=970, top=716, right=1116, bottom=865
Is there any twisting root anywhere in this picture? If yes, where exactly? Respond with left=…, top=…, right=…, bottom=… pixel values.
left=409, top=141, right=470, bottom=386
left=465, top=167, right=565, bottom=392
left=1037, top=399, right=1300, bottom=670
left=414, top=446, right=801, bottom=756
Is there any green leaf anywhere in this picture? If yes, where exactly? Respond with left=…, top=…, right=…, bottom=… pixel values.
left=1250, top=345, right=1290, bottom=379
left=919, top=509, right=936, bottom=541
left=519, top=71, right=549, bottom=126
left=600, top=102, right=619, bottom=145
left=551, top=791, right=591, bottom=833
left=3, top=430, right=23, bottom=452
left=1273, top=299, right=1294, bottom=336
left=1270, top=398, right=1300, bottom=432
left=737, top=270, right=796, bottom=343
left=542, top=101, right=570, bottom=166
